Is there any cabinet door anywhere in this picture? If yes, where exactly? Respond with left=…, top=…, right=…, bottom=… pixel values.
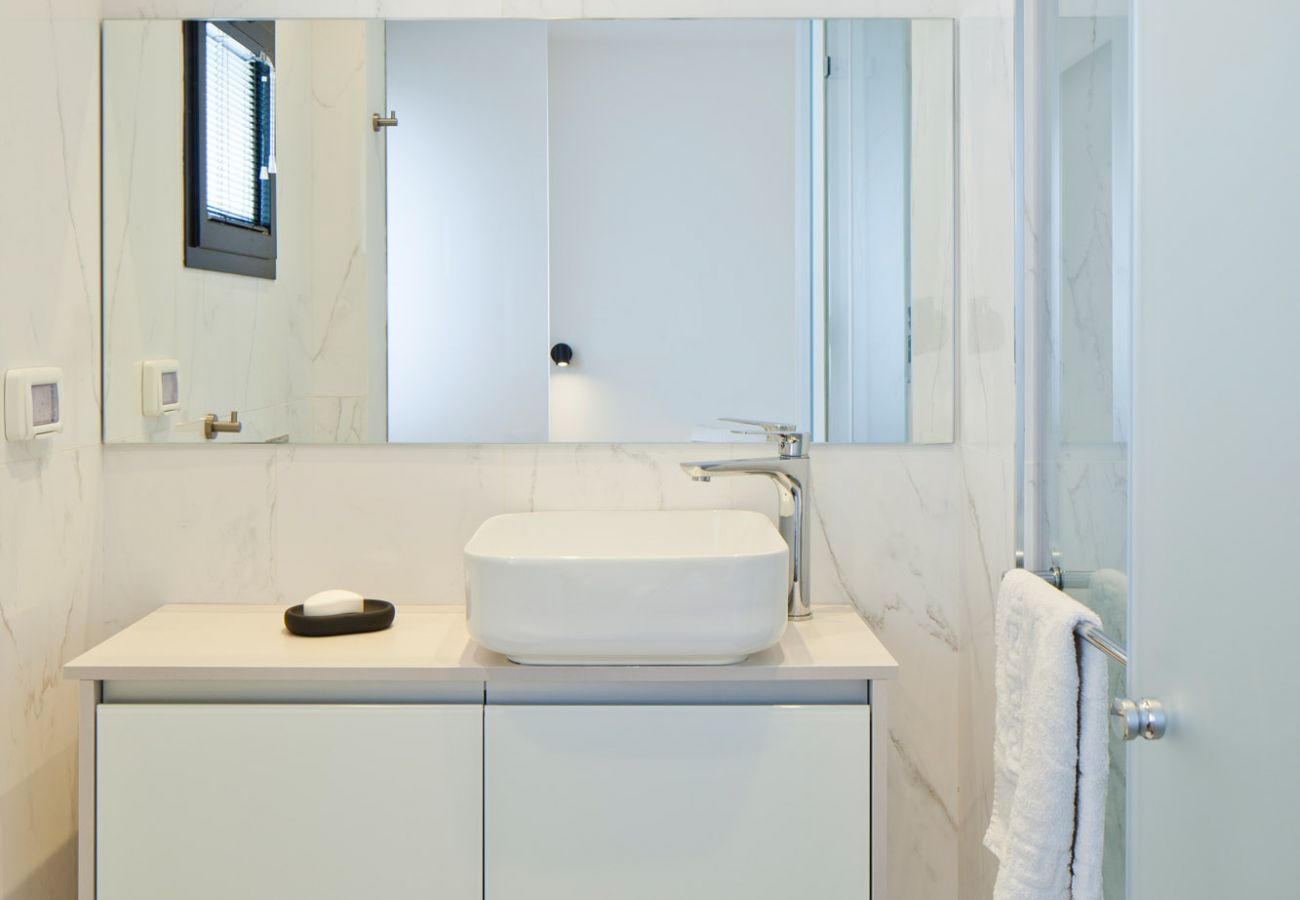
left=485, top=705, right=870, bottom=900
left=97, top=704, right=482, bottom=900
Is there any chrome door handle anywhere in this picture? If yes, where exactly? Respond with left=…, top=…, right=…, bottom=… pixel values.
left=1111, top=697, right=1166, bottom=741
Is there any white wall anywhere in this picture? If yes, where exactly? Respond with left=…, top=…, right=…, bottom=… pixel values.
left=547, top=20, right=802, bottom=441
left=385, top=21, right=551, bottom=443
left=386, top=20, right=802, bottom=442
left=826, top=18, right=910, bottom=443
left=908, top=19, right=956, bottom=444
left=0, top=1, right=102, bottom=896
left=307, top=20, right=389, bottom=444
left=826, top=19, right=956, bottom=445
left=102, top=20, right=385, bottom=445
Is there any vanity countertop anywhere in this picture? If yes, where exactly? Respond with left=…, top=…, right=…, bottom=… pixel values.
left=64, top=604, right=897, bottom=683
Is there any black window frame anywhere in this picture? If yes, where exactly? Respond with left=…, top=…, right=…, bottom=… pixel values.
left=184, top=20, right=277, bottom=279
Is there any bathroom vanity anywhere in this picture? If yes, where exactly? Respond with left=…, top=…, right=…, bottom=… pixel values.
left=65, top=604, right=896, bottom=900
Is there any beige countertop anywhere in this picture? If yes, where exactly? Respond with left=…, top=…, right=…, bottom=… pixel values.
left=64, top=604, right=897, bottom=683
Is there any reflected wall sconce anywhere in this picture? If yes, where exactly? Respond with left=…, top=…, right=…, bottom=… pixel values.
left=550, top=343, right=574, bottom=367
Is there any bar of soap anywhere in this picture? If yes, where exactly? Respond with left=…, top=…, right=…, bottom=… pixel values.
left=301, top=589, right=366, bottom=617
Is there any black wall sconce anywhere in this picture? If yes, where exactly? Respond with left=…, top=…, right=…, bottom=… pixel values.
left=550, top=343, right=574, bottom=367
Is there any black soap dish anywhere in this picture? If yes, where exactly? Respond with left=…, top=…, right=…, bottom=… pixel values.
left=284, top=599, right=396, bottom=637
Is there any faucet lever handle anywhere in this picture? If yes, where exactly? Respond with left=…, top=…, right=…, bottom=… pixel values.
left=719, top=417, right=798, bottom=434
left=719, top=419, right=806, bottom=458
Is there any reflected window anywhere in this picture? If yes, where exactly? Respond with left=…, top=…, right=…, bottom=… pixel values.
left=184, top=20, right=277, bottom=278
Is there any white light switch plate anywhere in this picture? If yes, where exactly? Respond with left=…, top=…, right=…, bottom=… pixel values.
left=5, top=367, right=64, bottom=440
left=141, top=359, right=181, bottom=416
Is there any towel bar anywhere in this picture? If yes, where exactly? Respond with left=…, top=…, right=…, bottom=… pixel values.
left=1028, top=565, right=1091, bottom=591
left=1075, top=622, right=1127, bottom=667
left=1011, top=563, right=1161, bottom=739
left=1021, top=565, right=1129, bottom=666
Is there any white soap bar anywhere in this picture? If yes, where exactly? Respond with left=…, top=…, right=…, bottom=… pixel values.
left=302, top=589, right=365, bottom=617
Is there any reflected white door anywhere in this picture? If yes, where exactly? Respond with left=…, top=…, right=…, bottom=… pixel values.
left=1130, top=1, right=1300, bottom=896
left=385, top=21, right=550, bottom=443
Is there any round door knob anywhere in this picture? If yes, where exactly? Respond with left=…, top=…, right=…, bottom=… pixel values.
left=1110, top=698, right=1140, bottom=741
left=1110, top=697, right=1167, bottom=741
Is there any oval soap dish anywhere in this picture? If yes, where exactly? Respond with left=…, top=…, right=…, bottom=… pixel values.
left=284, top=599, right=395, bottom=637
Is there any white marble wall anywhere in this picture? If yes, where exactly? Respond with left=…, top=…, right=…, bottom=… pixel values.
left=0, top=1, right=102, bottom=897
left=306, top=20, right=388, bottom=444
left=953, top=11, right=1017, bottom=899
left=102, top=20, right=385, bottom=445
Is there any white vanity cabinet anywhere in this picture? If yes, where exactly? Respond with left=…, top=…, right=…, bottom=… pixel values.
left=95, top=703, right=483, bottom=900
left=485, top=703, right=871, bottom=900
left=66, top=605, right=897, bottom=900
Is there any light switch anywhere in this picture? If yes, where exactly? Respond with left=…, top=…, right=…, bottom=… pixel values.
left=4, top=367, right=64, bottom=440
left=142, top=359, right=181, bottom=416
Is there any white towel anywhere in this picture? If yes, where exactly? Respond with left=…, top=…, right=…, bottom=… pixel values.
left=985, top=569, right=1110, bottom=900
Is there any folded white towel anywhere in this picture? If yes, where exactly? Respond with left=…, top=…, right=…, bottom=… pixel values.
left=985, top=569, right=1109, bottom=900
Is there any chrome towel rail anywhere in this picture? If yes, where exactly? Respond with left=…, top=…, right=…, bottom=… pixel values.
left=1076, top=622, right=1127, bottom=667
left=1023, top=565, right=1128, bottom=666
left=1013, top=563, right=1163, bottom=740
left=1029, top=565, right=1092, bottom=591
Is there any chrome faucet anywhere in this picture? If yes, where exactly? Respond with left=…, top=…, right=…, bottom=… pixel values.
left=681, top=419, right=812, bottom=620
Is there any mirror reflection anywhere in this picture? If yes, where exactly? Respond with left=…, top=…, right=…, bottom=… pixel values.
left=102, top=18, right=954, bottom=445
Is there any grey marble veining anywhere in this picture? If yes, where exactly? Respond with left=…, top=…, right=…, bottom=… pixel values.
left=103, top=20, right=386, bottom=446
left=0, top=3, right=102, bottom=898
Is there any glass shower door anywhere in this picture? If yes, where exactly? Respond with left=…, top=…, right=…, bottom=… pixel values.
left=1019, top=1, right=1131, bottom=895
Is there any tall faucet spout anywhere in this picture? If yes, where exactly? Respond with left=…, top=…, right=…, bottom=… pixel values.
left=678, top=453, right=812, bottom=620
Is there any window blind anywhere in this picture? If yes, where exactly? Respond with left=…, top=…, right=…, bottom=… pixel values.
left=203, top=23, right=271, bottom=230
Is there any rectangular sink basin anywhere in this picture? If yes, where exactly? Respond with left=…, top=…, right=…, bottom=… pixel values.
left=464, top=510, right=789, bottom=665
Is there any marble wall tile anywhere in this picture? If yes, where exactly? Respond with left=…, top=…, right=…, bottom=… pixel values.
left=0, top=3, right=102, bottom=897
left=955, top=446, right=1015, bottom=899
left=102, top=20, right=384, bottom=445
left=102, top=443, right=781, bottom=610
left=0, top=450, right=101, bottom=899
left=0, top=3, right=102, bottom=467
left=953, top=8, right=1017, bottom=900
left=812, top=444, right=963, bottom=898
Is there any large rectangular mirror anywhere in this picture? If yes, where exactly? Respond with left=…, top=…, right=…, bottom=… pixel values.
left=102, top=18, right=954, bottom=444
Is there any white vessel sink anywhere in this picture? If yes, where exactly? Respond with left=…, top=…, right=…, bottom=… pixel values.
left=464, top=510, right=789, bottom=665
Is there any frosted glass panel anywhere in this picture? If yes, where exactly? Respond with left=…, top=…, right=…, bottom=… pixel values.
left=1056, top=14, right=1131, bottom=897
left=1021, top=3, right=1131, bottom=896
